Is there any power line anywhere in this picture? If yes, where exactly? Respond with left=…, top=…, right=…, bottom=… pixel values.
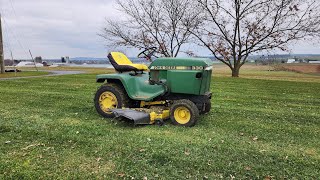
left=9, top=0, right=18, bottom=19
left=1, top=15, right=29, bottom=58
left=2, top=17, right=25, bottom=49
left=2, top=25, right=13, bottom=53
left=2, top=15, right=13, bottom=52
left=7, top=0, right=28, bottom=49
left=1, top=0, right=31, bottom=58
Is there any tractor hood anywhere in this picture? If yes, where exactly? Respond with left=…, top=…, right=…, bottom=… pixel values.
left=150, top=58, right=213, bottom=69
left=148, top=57, right=213, bottom=96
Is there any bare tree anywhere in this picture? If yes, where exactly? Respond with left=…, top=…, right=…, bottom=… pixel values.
left=190, top=0, right=320, bottom=77
left=100, top=0, right=201, bottom=57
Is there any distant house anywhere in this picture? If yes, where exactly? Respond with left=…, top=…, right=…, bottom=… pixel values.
left=309, top=60, right=320, bottom=64
left=287, top=59, right=296, bottom=63
left=288, top=58, right=320, bottom=64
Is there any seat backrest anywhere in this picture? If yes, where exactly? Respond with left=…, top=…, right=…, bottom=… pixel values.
left=108, top=52, right=133, bottom=65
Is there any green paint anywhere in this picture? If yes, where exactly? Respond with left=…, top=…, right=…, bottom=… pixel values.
left=149, top=58, right=213, bottom=95
left=150, top=57, right=213, bottom=67
left=97, top=57, right=213, bottom=100
left=96, top=73, right=165, bottom=101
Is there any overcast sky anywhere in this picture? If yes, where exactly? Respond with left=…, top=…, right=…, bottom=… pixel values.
left=0, top=0, right=119, bottom=59
left=0, top=0, right=319, bottom=59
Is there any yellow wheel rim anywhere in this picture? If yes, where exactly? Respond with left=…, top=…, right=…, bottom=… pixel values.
left=99, top=91, right=118, bottom=114
left=174, top=107, right=191, bottom=124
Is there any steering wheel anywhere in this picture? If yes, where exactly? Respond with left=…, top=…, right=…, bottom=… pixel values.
left=137, top=47, right=158, bottom=62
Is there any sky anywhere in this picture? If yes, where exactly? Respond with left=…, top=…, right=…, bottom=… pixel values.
left=0, top=0, right=120, bottom=59
left=0, top=0, right=320, bottom=59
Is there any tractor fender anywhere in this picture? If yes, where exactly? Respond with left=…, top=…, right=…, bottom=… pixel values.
left=96, top=73, right=166, bottom=101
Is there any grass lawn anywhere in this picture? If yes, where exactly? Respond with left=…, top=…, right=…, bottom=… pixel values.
left=0, top=65, right=319, bottom=179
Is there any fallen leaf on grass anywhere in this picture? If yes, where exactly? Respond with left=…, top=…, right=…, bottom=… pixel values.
left=230, top=174, right=235, bottom=179
left=22, top=143, right=45, bottom=150
left=117, top=173, right=125, bottom=177
left=186, top=174, right=192, bottom=178
left=264, top=176, right=272, bottom=180
left=245, top=166, right=251, bottom=171
left=43, top=147, right=54, bottom=151
left=184, top=151, right=190, bottom=156
left=139, top=149, right=146, bottom=152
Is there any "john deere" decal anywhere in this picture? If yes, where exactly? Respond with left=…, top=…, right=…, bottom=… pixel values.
left=150, top=66, right=204, bottom=70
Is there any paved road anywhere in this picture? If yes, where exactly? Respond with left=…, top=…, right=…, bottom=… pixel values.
left=0, top=70, right=86, bottom=81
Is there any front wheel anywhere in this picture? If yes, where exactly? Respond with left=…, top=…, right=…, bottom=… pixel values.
left=170, top=99, right=199, bottom=127
left=94, top=83, right=130, bottom=118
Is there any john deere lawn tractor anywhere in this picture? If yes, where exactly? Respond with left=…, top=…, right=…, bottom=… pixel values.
left=94, top=48, right=213, bottom=127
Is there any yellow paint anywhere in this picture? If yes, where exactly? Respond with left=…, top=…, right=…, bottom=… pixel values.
left=149, top=110, right=170, bottom=124
left=110, top=52, right=132, bottom=64
left=99, top=91, right=118, bottom=114
left=140, top=101, right=166, bottom=108
left=176, top=66, right=188, bottom=70
left=127, top=64, right=148, bottom=70
left=174, top=107, right=191, bottom=124
left=162, top=110, right=170, bottom=119
left=110, top=52, right=148, bottom=71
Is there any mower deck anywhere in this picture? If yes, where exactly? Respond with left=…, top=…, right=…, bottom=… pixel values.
left=112, top=107, right=170, bottom=125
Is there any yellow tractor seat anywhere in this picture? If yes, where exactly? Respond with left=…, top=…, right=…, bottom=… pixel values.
left=107, top=52, right=148, bottom=72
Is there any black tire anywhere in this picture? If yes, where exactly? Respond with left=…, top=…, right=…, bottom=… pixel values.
left=94, top=83, right=130, bottom=118
left=201, top=99, right=211, bottom=114
left=170, top=99, right=199, bottom=127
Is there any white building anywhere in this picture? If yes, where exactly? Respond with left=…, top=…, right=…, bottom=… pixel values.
left=287, top=59, right=296, bottom=63
left=16, top=61, right=44, bottom=67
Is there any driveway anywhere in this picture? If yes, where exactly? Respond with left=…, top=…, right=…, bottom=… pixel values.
left=0, top=70, right=86, bottom=81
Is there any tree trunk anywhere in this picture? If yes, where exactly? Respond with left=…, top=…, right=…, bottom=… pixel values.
left=231, top=66, right=240, bottom=77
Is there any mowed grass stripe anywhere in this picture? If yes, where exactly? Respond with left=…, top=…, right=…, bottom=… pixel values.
left=0, top=72, right=319, bottom=179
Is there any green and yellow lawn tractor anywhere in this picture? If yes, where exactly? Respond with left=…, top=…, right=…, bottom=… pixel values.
left=94, top=48, right=213, bottom=127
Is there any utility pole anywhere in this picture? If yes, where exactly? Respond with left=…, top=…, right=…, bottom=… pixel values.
left=0, top=13, right=5, bottom=74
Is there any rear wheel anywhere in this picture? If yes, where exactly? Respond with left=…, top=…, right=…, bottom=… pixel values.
left=94, top=83, right=130, bottom=118
left=170, top=99, right=199, bottom=127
